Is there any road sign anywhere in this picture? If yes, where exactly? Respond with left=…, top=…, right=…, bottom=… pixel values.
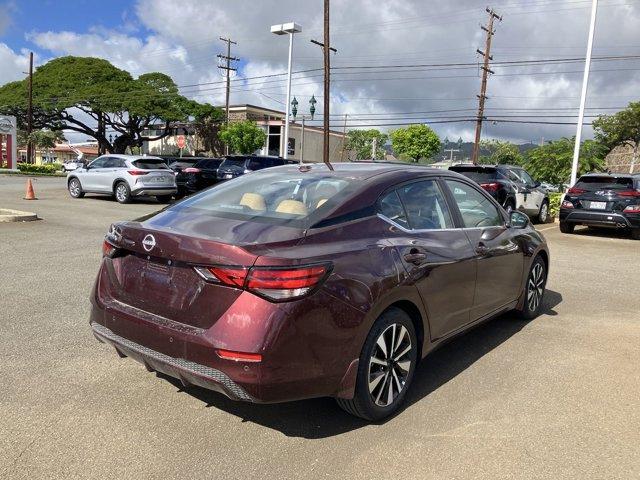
left=176, top=135, right=186, bottom=149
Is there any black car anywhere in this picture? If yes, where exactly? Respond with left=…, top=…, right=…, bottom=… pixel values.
left=165, top=157, right=201, bottom=198
left=449, top=164, right=550, bottom=223
left=560, top=173, right=640, bottom=240
left=182, top=158, right=224, bottom=194
left=216, top=155, right=285, bottom=181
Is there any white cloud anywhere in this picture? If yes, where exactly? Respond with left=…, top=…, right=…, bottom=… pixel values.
left=0, top=43, right=28, bottom=85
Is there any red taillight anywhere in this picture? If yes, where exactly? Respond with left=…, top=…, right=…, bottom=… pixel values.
left=561, top=200, right=574, bottom=209
left=183, top=167, right=201, bottom=173
left=102, top=239, right=116, bottom=257
left=194, top=263, right=330, bottom=301
left=216, top=349, right=262, bottom=362
left=127, top=170, right=149, bottom=176
left=618, top=190, right=640, bottom=197
left=567, top=187, right=586, bottom=195
left=480, top=182, right=500, bottom=192
left=623, top=205, right=640, bottom=213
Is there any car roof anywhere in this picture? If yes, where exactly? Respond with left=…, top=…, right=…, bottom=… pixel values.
left=450, top=163, right=520, bottom=169
left=98, top=154, right=163, bottom=161
left=580, top=172, right=635, bottom=179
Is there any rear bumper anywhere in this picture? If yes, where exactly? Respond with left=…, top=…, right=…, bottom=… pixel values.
left=91, top=322, right=254, bottom=401
left=560, top=209, right=639, bottom=228
left=131, top=186, right=177, bottom=197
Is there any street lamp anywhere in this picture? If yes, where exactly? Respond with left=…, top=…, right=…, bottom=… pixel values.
left=291, top=97, right=298, bottom=120
left=309, top=95, right=317, bottom=120
left=270, top=22, right=302, bottom=159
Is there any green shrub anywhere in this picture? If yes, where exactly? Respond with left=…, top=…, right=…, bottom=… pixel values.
left=549, top=192, right=562, bottom=218
left=17, top=163, right=59, bottom=174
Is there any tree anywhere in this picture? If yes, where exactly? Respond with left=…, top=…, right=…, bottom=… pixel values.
left=390, top=124, right=440, bottom=162
left=219, top=121, right=266, bottom=154
left=479, top=140, right=523, bottom=165
left=592, top=101, right=640, bottom=173
left=525, top=137, right=606, bottom=187
left=0, top=56, right=222, bottom=154
left=18, top=129, right=65, bottom=150
left=346, top=129, right=388, bottom=160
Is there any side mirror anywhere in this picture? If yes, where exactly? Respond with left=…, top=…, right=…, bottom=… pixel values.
left=509, top=211, right=529, bottom=229
left=533, top=181, right=541, bottom=188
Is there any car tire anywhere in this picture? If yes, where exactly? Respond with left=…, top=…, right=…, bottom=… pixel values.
left=632, top=229, right=640, bottom=240
left=114, top=181, right=132, bottom=204
left=559, top=221, right=574, bottom=234
left=517, top=255, right=547, bottom=320
left=156, top=195, right=173, bottom=203
left=68, top=178, right=85, bottom=198
left=336, top=307, right=418, bottom=421
left=537, top=200, right=550, bottom=224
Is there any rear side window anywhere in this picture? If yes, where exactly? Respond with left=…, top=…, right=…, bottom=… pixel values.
left=132, top=159, right=169, bottom=170
left=221, top=159, right=246, bottom=168
left=445, top=180, right=502, bottom=228
left=379, top=191, right=409, bottom=228
left=576, top=176, right=634, bottom=191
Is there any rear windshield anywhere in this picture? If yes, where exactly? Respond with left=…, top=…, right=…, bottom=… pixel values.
left=220, top=159, right=246, bottom=168
left=170, top=170, right=356, bottom=227
left=450, top=166, right=497, bottom=183
left=195, top=159, right=222, bottom=168
left=132, top=159, right=169, bottom=170
left=575, top=176, right=634, bottom=190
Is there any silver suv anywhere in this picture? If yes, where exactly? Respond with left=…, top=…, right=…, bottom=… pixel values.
left=67, top=155, right=177, bottom=204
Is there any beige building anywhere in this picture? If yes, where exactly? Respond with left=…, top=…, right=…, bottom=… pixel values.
left=17, top=143, right=99, bottom=165
left=605, top=144, right=638, bottom=174
left=143, top=104, right=352, bottom=162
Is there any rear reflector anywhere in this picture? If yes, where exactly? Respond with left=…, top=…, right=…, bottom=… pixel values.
left=194, top=263, right=331, bottom=301
left=216, top=349, right=262, bottom=362
left=623, top=205, right=640, bottom=213
left=567, top=187, right=586, bottom=195
left=102, top=239, right=116, bottom=257
left=480, top=182, right=500, bottom=192
left=561, top=200, right=574, bottom=209
left=183, top=167, right=201, bottom=173
left=127, top=170, right=149, bottom=176
left=618, top=190, right=640, bottom=197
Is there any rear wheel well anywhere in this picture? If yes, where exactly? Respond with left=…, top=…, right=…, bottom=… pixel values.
left=386, top=300, right=425, bottom=358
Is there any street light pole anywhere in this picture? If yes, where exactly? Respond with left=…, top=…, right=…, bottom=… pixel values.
left=271, top=22, right=302, bottom=160
left=570, top=0, right=598, bottom=187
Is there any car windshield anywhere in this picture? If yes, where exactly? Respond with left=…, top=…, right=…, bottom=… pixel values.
left=576, top=176, right=634, bottom=191
left=450, top=167, right=497, bottom=183
left=170, top=171, right=355, bottom=227
left=195, top=159, right=222, bottom=168
left=220, top=159, right=246, bottom=168
left=132, top=159, right=169, bottom=170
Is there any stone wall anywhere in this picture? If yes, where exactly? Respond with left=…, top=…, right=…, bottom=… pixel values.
left=605, top=144, right=638, bottom=174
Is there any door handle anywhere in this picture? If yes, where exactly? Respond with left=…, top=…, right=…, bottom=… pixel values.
left=404, top=251, right=428, bottom=265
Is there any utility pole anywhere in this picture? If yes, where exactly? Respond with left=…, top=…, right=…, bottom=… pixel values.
left=218, top=37, right=239, bottom=154
left=371, top=136, right=377, bottom=161
left=570, top=0, right=598, bottom=185
left=471, top=8, right=501, bottom=165
left=311, top=0, right=337, bottom=170
left=26, top=51, right=33, bottom=163
left=340, top=114, right=348, bottom=160
left=300, top=115, right=306, bottom=164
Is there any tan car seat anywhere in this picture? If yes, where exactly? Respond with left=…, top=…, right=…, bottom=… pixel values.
left=275, top=199, right=308, bottom=216
left=239, top=193, right=266, bottom=211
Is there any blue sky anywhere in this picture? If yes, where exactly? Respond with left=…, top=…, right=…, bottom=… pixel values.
left=2, top=0, right=143, bottom=51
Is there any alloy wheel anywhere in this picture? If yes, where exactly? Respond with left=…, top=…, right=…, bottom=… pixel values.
left=368, top=323, right=413, bottom=407
left=116, top=184, right=128, bottom=202
left=527, top=262, right=545, bottom=312
left=539, top=203, right=549, bottom=223
left=69, top=180, right=80, bottom=197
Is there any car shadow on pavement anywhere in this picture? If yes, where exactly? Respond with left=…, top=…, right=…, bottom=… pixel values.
left=157, top=289, right=562, bottom=439
left=571, top=226, right=634, bottom=240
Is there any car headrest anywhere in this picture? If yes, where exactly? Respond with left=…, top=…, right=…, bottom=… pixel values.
left=316, top=198, right=328, bottom=208
left=239, top=192, right=266, bottom=211
left=275, top=200, right=308, bottom=216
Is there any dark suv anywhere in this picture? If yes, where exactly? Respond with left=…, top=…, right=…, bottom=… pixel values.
left=217, top=155, right=285, bottom=181
left=560, top=173, right=640, bottom=239
left=450, top=164, right=550, bottom=223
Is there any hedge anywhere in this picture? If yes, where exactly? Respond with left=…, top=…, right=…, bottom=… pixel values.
left=17, top=163, right=64, bottom=174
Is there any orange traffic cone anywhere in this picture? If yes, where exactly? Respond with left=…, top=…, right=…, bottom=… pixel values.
left=24, top=178, right=37, bottom=200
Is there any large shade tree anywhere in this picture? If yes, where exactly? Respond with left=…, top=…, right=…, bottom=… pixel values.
left=0, top=56, right=222, bottom=154
left=390, top=124, right=440, bottom=162
left=592, top=101, right=640, bottom=173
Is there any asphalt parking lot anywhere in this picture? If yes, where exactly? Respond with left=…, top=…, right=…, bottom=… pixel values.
left=1, top=174, right=639, bottom=480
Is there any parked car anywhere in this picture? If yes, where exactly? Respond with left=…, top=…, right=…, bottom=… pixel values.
left=182, top=157, right=224, bottom=194
left=67, top=155, right=177, bottom=204
left=62, top=159, right=86, bottom=172
left=540, top=182, right=560, bottom=193
left=162, top=156, right=215, bottom=198
left=449, top=164, right=550, bottom=223
left=216, top=155, right=285, bottom=181
left=91, top=163, right=549, bottom=421
left=560, top=173, right=640, bottom=240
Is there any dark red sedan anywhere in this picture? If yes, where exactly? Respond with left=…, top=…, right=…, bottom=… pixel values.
left=91, top=163, right=549, bottom=420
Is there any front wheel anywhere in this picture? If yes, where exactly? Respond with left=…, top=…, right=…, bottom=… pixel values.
left=336, top=307, right=418, bottom=421
left=537, top=201, right=550, bottom=224
left=68, top=178, right=84, bottom=198
left=517, top=255, right=547, bottom=320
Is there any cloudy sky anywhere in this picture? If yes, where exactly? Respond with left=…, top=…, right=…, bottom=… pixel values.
left=1, top=0, right=639, bottom=145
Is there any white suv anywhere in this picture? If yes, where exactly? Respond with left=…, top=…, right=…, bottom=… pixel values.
left=67, top=155, right=177, bottom=204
